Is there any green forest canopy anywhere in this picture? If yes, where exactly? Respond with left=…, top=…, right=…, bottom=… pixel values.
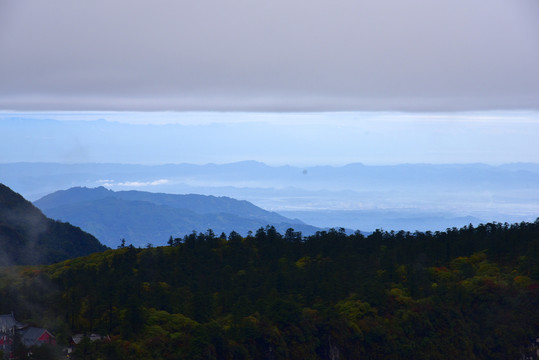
left=1, top=220, right=538, bottom=359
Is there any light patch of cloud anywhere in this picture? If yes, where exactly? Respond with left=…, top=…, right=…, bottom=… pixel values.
left=2, top=109, right=539, bottom=127
left=115, top=179, right=170, bottom=187
left=387, top=112, right=539, bottom=124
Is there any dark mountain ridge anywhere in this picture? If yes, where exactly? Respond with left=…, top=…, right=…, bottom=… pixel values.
left=0, top=183, right=106, bottom=265
left=35, top=186, right=297, bottom=224
left=34, top=187, right=320, bottom=247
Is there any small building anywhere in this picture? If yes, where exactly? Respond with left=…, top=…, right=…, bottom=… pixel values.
left=70, top=333, right=105, bottom=345
left=0, top=313, right=26, bottom=355
left=21, top=327, right=56, bottom=347
left=0, top=314, right=56, bottom=358
left=67, top=333, right=107, bottom=356
left=0, top=314, right=25, bottom=334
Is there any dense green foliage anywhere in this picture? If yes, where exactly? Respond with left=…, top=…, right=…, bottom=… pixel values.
left=0, top=184, right=107, bottom=265
left=1, top=220, right=538, bottom=359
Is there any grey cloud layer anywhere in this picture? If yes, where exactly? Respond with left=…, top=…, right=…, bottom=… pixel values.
left=1, top=0, right=538, bottom=111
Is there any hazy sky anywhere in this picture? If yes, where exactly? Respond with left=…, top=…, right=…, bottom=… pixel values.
left=1, top=0, right=538, bottom=111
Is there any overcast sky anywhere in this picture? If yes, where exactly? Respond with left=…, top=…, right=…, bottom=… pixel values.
left=1, top=0, right=538, bottom=111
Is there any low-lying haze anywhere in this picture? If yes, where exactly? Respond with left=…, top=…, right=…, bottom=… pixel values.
left=1, top=111, right=538, bottom=166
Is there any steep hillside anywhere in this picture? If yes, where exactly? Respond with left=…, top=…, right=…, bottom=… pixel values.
left=0, top=184, right=107, bottom=265
left=34, top=187, right=320, bottom=247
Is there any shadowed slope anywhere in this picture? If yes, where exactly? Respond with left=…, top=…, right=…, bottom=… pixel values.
left=0, top=183, right=107, bottom=265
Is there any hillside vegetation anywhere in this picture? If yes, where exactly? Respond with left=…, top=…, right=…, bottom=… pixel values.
left=1, top=220, right=538, bottom=359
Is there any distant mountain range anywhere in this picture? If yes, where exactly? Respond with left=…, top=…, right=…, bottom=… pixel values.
left=34, top=187, right=322, bottom=247
left=0, top=184, right=106, bottom=265
left=2, top=161, right=539, bottom=232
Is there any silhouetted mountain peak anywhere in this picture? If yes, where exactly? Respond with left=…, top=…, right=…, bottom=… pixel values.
left=0, top=183, right=107, bottom=265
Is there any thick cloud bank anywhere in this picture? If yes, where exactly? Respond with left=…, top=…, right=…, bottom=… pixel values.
left=1, top=0, right=538, bottom=111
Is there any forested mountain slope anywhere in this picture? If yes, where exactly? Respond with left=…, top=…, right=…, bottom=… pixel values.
left=34, top=187, right=320, bottom=247
left=1, top=220, right=538, bottom=359
left=0, top=184, right=107, bottom=265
